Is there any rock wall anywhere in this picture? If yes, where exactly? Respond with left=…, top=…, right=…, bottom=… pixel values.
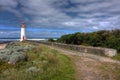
left=38, top=41, right=117, bottom=57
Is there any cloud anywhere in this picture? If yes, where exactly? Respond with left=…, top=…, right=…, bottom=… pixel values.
left=0, top=30, right=20, bottom=38
left=27, top=31, right=66, bottom=38
left=0, top=0, right=120, bottom=38
left=0, top=0, right=18, bottom=8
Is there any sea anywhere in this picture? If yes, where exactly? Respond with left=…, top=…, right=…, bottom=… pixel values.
left=0, top=38, right=48, bottom=43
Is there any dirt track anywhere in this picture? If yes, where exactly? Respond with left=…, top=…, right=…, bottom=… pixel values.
left=48, top=46, right=120, bottom=80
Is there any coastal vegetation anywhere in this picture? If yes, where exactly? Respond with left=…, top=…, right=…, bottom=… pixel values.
left=48, top=38, right=55, bottom=42
left=0, top=41, right=74, bottom=80
left=56, top=29, right=120, bottom=53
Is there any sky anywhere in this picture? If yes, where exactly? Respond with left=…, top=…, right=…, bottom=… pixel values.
left=0, top=0, right=120, bottom=38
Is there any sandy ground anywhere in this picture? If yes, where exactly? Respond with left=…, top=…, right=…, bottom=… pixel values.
left=0, top=44, right=7, bottom=49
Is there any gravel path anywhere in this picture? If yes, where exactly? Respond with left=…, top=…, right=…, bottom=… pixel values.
left=50, top=46, right=120, bottom=64
left=46, top=45, right=120, bottom=80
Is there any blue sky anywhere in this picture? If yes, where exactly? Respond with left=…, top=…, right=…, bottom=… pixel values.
left=0, top=0, right=120, bottom=38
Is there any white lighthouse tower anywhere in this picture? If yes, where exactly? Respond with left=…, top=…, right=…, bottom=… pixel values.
left=20, top=22, right=26, bottom=41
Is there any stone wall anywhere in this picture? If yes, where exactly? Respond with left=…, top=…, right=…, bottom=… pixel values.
left=38, top=41, right=117, bottom=57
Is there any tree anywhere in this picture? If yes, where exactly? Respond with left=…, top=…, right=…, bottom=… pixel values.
left=57, top=29, right=120, bottom=53
left=48, top=38, right=55, bottom=42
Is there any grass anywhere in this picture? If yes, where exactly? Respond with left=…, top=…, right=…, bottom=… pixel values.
left=111, top=54, right=120, bottom=80
left=0, top=42, right=75, bottom=80
left=98, top=62, right=120, bottom=80
left=112, top=54, right=120, bottom=61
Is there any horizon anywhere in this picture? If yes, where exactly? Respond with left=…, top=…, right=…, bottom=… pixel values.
left=0, top=0, right=120, bottom=38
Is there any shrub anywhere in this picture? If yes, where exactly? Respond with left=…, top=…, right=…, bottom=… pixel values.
left=48, top=38, right=55, bottom=42
left=0, top=42, right=74, bottom=80
left=0, top=42, right=34, bottom=64
left=9, top=53, right=27, bottom=64
left=0, top=54, right=10, bottom=62
left=26, top=67, right=40, bottom=73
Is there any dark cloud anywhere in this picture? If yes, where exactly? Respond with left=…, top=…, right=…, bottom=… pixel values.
left=0, top=0, right=120, bottom=38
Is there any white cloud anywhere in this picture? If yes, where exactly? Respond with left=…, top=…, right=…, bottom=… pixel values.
left=63, top=22, right=80, bottom=26
left=0, top=0, right=18, bottom=8
left=0, top=30, right=20, bottom=38
left=93, top=26, right=98, bottom=30
left=0, top=0, right=120, bottom=32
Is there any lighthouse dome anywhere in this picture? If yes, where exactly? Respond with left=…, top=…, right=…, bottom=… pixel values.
left=21, top=22, right=26, bottom=28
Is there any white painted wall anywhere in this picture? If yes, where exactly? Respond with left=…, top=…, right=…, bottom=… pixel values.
left=20, top=27, right=26, bottom=41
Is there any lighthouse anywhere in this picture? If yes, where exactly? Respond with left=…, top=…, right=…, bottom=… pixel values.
left=20, top=22, right=26, bottom=41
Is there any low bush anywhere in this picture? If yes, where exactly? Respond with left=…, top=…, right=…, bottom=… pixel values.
left=0, top=42, right=34, bottom=64
left=0, top=42, right=74, bottom=80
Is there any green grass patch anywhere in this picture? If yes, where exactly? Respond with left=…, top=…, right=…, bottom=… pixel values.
left=112, top=54, right=120, bottom=61
left=0, top=42, right=74, bottom=80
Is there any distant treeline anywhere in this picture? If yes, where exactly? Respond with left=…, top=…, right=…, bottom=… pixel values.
left=49, top=29, right=120, bottom=53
